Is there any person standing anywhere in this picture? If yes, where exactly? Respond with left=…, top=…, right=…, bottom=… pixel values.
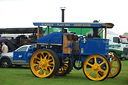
left=1, top=42, right=8, bottom=53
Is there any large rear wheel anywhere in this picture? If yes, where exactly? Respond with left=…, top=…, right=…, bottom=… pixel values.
left=83, top=54, right=110, bottom=81
left=30, top=49, right=60, bottom=78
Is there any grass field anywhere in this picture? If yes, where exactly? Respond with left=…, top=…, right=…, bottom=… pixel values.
left=0, top=61, right=128, bottom=85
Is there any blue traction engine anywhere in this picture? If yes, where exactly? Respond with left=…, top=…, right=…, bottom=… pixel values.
left=28, top=22, right=121, bottom=81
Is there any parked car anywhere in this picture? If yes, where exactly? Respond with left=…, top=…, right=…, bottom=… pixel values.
left=0, top=45, right=33, bottom=68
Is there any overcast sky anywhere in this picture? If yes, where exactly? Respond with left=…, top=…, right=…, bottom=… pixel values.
left=0, top=0, right=128, bottom=35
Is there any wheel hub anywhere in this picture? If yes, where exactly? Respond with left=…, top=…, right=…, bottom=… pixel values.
left=3, top=62, right=8, bottom=65
left=39, top=60, right=49, bottom=67
left=93, top=65, right=99, bottom=71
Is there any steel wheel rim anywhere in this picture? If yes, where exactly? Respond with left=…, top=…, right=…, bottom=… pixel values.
left=83, top=55, right=109, bottom=81
left=30, top=50, right=55, bottom=78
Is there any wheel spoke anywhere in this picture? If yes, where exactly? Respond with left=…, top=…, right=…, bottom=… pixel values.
left=44, top=55, right=48, bottom=60
left=63, top=61, right=68, bottom=64
left=35, top=57, right=40, bottom=60
left=37, top=69, right=42, bottom=74
left=58, top=68, right=62, bottom=72
left=88, top=69, right=93, bottom=74
left=48, top=67, right=52, bottom=72
left=40, top=67, right=46, bottom=75
left=48, top=59, right=53, bottom=62
left=48, top=67, right=53, bottom=74
left=112, top=65, right=118, bottom=69
left=99, top=68, right=106, bottom=73
left=64, top=64, right=68, bottom=67
left=46, top=67, right=51, bottom=73
left=36, top=60, right=40, bottom=64
left=99, top=61, right=105, bottom=66
left=98, top=71, right=104, bottom=76
left=40, top=55, right=43, bottom=60
left=49, top=61, right=54, bottom=64
left=109, top=70, right=113, bottom=75
left=40, top=52, right=45, bottom=58
left=94, top=57, right=97, bottom=64
left=48, top=64, right=53, bottom=67
left=43, top=69, right=47, bottom=75
left=61, top=66, right=64, bottom=71
left=110, top=57, right=116, bottom=63
left=46, top=67, right=50, bottom=73
left=48, top=55, right=52, bottom=60
left=33, top=63, right=39, bottom=67
left=96, top=72, right=99, bottom=78
left=87, top=63, right=93, bottom=67
left=63, top=65, right=68, bottom=70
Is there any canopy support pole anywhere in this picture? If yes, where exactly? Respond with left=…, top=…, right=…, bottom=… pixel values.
left=48, top=26, right=49, bottom=34
left=105, top=26, right=107, bottom=39
left=37, top=26, right=40, bottom=39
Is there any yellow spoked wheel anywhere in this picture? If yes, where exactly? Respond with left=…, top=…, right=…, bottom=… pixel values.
left=83, top=54, right=110, bottom=81
left=30, top=49, right=60, bottom=78
left=107, top=52, right=121, bottom=78
left=56, top=58, right=72, bottom=76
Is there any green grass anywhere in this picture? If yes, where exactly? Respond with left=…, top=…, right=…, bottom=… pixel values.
left=0, top=61, right=128, bottom=85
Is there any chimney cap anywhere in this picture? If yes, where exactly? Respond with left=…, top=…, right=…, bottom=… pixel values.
left=60, top=7, right=66, bottom=10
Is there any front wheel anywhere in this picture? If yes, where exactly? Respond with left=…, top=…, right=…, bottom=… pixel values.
left=30, top=49, right=60, bottom=78
left=83, top=54, right=110, bottom=81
